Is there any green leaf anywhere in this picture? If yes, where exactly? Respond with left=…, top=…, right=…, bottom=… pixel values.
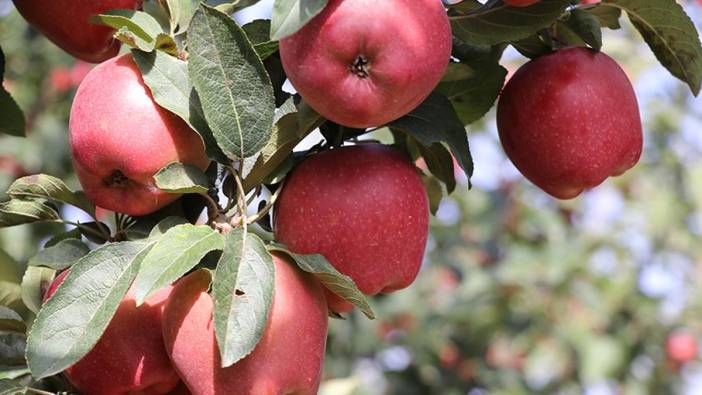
left=270, top=246, right=375, bottom=319
left=0, top=306, right=24, bottom=333
left=243, top=19, right=280, bottom=60
left=0, top=48, right=25, bottom=138
left=437, top=61, right=507, bottom=126
left=390, top=92, right=473, bottom=181
left=0, top=379, right=26, bottom=395
left=585, top=3, right=621, bottom=29
left=20, top=266, right=55, bottom=315
left=188, top=5, right=276, bottom=159
left=148, top=216, right=190, bottom=239
left=131, top=50, right=228, bottom=163
left=450, top=0, right=572, bottom=46
left=557, top=9, right=602, bottom=50
left=416, top=142, right=456, bottom=194
left=511, top=33, right=553, bottom=58
left=92, top=10, right=168, bottom=52
left=0, top=333, right=26, bottom=366
left=26, top=241, right=153, bottom=379
left=601, top=0, right=702, bottom=95
left=213, top=229, right=274, bottom=367
left=7, top=174, right=94, bottom=214
left=154, top=162, right=210, bottom=194
left=28, top=239, right=90, bottom=271
left=422, top=174, right=444, bottom=215
left=270, top=0, right=328, bottom=40
left=211, top=0, right=262, bottom=14
left=132, top=224, right=224, bottom=304
left=0, top=200, right=60, bottom=228
left=44, top=228, right=82, bottom=248
left=166, top=0, right=200, bottom=34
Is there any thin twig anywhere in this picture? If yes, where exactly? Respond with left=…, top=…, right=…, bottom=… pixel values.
left=246, top=182, right=284, bottom=225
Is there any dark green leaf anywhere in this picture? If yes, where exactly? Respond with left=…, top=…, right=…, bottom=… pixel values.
left=213, top=230, right=274, bottom=367
left=0, top=306, right=24, bottom=333
left=601, top=0, right=702, bottom=95
left=416, top=142, right=456, bottom=194
left=7, top=174, right=94, bottom=214
left=270, top=0, right=328, bottom=40
left=557, top=9, right=602, bottom=50
left=28, top=239, right=90, bottom=271
left=0, top=333, right=26, bottom=366
left=148, top=216, right=190, bottom=239
left=437, top=62, right=507, bottom=125
left=585, top=3, right=622, bottom=29
left=390, top=92, right=473, bottom=181
left=270, top=246, right=375, bottom=319
left=423, top=174, right=444, bottom=216
left=243, top=20, right=280, bottom=60
left=450, top=0, right=572, bottom=46
left=0, top=200, right=60, bottom=228
left=0, top=48, right=25, bottom=138
left=188, top=5, right=276, bottom=159
left=26, top=241, right=153, bottom=378
left=154, top=162, right=211, bottom=194
left=132, top=224, right=224, bottom=304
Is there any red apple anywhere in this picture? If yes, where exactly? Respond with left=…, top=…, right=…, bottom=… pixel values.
left=12, top=0, right=142, bottom=63
left=274, top=144, right=429, bottom=312
left=279, top=0, right=452, bottom=128
left=503, top=0, right=540, bottom=6
left=70, top=54, right=210, bottom=216
left=666, top=331, right=698, bottom=365
left=496, top=47, right=642, bottom=199
left=44, top=271, right=181, bottom=395
left=162, top=254, right=328, bottom=395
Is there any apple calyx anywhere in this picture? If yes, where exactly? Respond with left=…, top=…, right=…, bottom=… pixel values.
left=351, top=55, right=371, bottom=78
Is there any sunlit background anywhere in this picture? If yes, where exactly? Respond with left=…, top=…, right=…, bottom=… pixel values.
left=1, top=0, right=702, bottom=394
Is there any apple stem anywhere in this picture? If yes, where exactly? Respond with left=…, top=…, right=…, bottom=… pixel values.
left=64, top=220, right=112, bottom=242
left=246, top=181, right=284, bottom=226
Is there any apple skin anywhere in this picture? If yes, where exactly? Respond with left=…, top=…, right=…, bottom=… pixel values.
left=496, top=47, right=642, bottom=199
left=44, top=271, right=181, bottom=395
left=274, top=144, right=429, bottom=312
left=666, top=332, right=698, bottom=365
left=12, top=0, right=142, bottom=63
left=162, top=254, right=328, bottom=395
left=279, top=0, right=452, bottom=128
left=70, top=54, right=210, bottom=216
left=503, top=0, right=540, bottom=6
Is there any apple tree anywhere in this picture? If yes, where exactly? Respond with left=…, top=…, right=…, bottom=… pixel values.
left=0, top=0, right=700, bottom=394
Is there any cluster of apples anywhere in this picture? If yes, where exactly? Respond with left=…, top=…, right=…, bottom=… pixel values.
left=13, top=0, right=643, bottom=393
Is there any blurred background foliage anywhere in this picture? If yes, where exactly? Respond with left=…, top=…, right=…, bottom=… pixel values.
left=2, top=0, right=702, bottom=394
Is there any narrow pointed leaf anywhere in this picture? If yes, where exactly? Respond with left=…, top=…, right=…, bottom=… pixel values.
left=213, top=229, right=275, bottom=367
left=270, top=246, right=374, bottom=319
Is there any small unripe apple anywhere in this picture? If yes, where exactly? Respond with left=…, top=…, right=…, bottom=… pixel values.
left=279, top=0, right=452, bottom=128
left=162, top=254, right=328, bottom=395
left=12, top=0, right=142, bottom=63
left=70, top=54, right=210, bottom=216
left=274, top=144, right=429, bottom=312
left=496, top=47, right=642, bottom=199
left=44, top=271, right=181, bottom=395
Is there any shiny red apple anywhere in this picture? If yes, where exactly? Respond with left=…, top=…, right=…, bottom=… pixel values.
left=496, top=47, right=642, bottom=199
left=162, top=254, right=328, bottom=395
left=12, top=0, right=142, bottom=63
left=70, top=54, right=210, bottom=216
left=279, top=0, right=452, bottom=128
left=274, top=144, right=429, bottom=312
